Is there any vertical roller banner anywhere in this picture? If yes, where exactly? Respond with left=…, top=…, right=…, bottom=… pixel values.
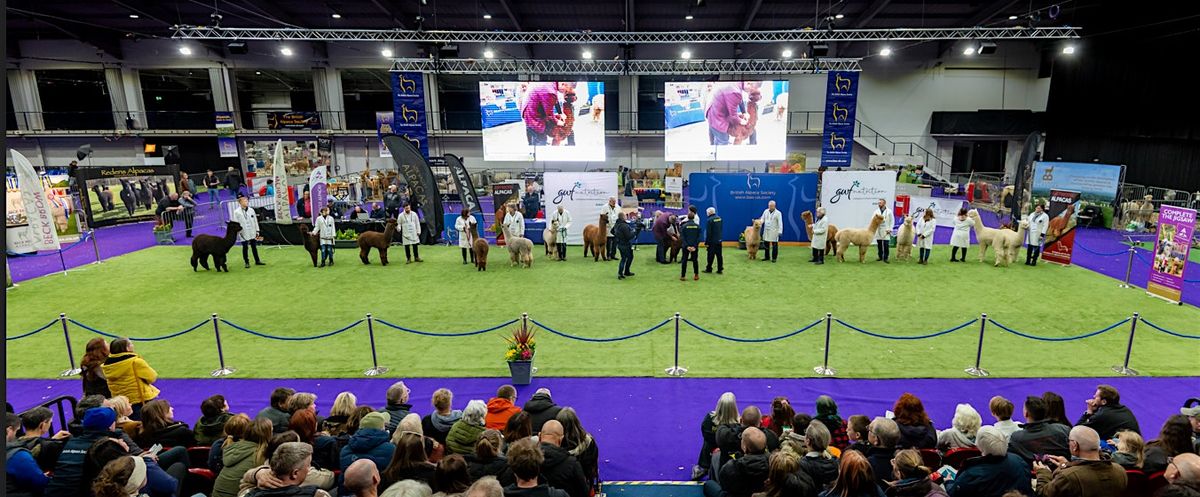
left=391, top=72, right=429, bottom=158
left=272, top=139, right=292, bottom=224
left=308, top=166, right=328, bottom=217
left=491, top=183, right=520, bottom=245
left=215, top=112, right=238, bottom=158
left=1041, top=189, right=1080, bottom=265
left=382, top=134, right=441, bottom=244
left=443, top=154, right=482, bottom=215
left=10, top=149, right=61, bottom=251
left=1147, top=206, right=1196, bottom=303
left=821, top=71, right=859, bottom=167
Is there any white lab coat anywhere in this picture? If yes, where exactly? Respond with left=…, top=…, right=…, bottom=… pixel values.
left=312, top=215, right=336, bottom=243
left=916, top=217, right=936, bottom=250
left=873, top=206, right=895, bottom=241
left=503, top=211, right=525, bottom=238
left=455, top=215, right=477, bottom=248
left=230, top=206, right=260, bottom=242
left=600, top=203, right=621, bottom=236
left=1026, top=211, right=1049, bottom=246
left=811, top=216, right=829, bottom=249
left=950, top=216, right=974, bottom=248
left=760, top=208, right=783, bottom=242
left=550, top=209, right=572, bottom=244
left=399, top=211, right=421, bottom=245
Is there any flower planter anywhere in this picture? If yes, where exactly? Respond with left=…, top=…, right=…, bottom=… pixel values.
left=508, top=360, right=534, bottom=385
left=334, top=240, right=358, bottom=249
left=154, top=230, right=175, bottom=245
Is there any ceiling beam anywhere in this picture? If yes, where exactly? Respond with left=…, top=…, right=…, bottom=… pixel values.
left=368, top=0, right=408, bottom=29
left=964, top=0, right=1021, bottom=27
left=741, top=0, right=764, bottom=30
left=852, top=0, right=892, bottom=29
left=625, top=0, right=635, bottom=31
left=497, top=0, right=523, bottom=31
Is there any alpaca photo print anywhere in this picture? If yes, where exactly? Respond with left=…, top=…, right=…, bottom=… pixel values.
left=1040, top=189, right=1081, bottom=265
left=479, top=81, right=606, bottom=162
left=5, top=165, right=81, bottom=242
left=1147, top=205, right=1196, bottom=302
left=664, top=80, right=789, bottom=161
left=75, top=165, right=179, bottom=227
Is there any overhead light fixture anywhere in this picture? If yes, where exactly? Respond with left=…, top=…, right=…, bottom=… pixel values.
left=963, top=46, right=976, bottom=56
left=178, top=46, right=193, bottom=55
left=880, top=46, right=892, bottom=56
left=1062, top=45, right=1076, bottom=55
left=681, top=49, right=692, bottom=59
left=685, top=14, right=694, bottom=20
left=280, top=46, right=294, bottom=56
left=483, top=48, right=494, bottom=58
left=582, top=49, right=593, bottom=59
left=835, top=14, right=844, bottom=19
left=483, top=13, right=492, bottom=19
left=331, top=13, right=342, bottom=19
left=255, top=71, right=262, bottom=75
left=1008, top=15, right=1018, bottom=20
left=382, top=48, right=394, bottom=57
left=781, top=49, right=793, bottom=58
left=129, top=14, right=139, bottom=19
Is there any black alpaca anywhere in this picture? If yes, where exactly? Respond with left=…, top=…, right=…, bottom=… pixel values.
left=191, top=221, right=242, bottom=272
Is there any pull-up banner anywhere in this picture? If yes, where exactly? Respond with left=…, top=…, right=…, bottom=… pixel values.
left=383, top=134, right=441, bottom=244
left=1041, top=189, right=1080, bottom=265
left=443, top=154, right=482, bottom=215
left=1147, top=205, right=1196, bottom=303
left=391, top=72, right=429, bottom=158
left=821, top=71, right=859, bottom=167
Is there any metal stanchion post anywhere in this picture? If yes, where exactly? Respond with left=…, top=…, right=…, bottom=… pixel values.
left=965, top=313, right=990, bottom=377
left=813, top=313, right=837, bottom=376
left=1119, top=245, right=1136, bottom=288
left=665, top=312, right=688, bottom=376
left=210, top=313, right=236, bottom=377
left=90, top=230, right=102, bottom=265
left=58, top=313, right=81, bottom=376
left=57, top=249, right=68, bottom=276
left=1111, top=312, right=1140, bottom=376
left=363, top=313, right=389, bottom=376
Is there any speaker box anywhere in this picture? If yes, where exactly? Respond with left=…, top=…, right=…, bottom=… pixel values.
left=227, top=42, right=248, bottom=55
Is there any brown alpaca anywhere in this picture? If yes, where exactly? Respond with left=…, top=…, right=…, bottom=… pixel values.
left=473, top=238, right=489, bottom=271
left=727, top=90, right=761, bottom=145
left=744, top=219, right=762, bottom=260
left=801, top=211, right=839, bottom=254
left=549, top=90, right=576, bottom=146
left=1048, top=203, right=1075, bottom=239
left=357, top=219, right=398, bottom=265
left=299, top=224, right=320, bottom=267
left=582, top=214, right=609, bottom=261
left=835, top=214, right=884, bottom=263
left=668, top=232, right=682, bottom=262
left=190, top=221, right=241, bottom=272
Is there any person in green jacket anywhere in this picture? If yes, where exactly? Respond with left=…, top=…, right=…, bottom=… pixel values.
left=212, top=418, right=272, bottom=497
left=446, top=400, right=488, bottom=455
left=194, top=395, right=234, bottom=447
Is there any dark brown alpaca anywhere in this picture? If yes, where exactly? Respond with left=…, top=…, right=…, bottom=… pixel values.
left=299, top=224, right=320, bottom=267
left=582, top=214, right=610, bottom=261
left=473, top=238, right=489, bottom=271
left=191, top=221, right=241, bottom=272
left=357, top=219, right=397, bottom=265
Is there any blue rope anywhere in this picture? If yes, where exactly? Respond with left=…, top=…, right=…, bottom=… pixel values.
left=530, top=319, right=670, bottom=342
left=988, top=318, right=1130, bottom=342
left=219, top=319, right=363, bottom=341
left=834, top=318, right=977, bottom=340
left=5, top=319, right=60, bottom=341
left=1133, top=251, right=1200, bottom=283
left=5, top=232, right=91, bottom=257
left=682, top=318, right=824, bottom=343
left=1075, top=242, right=1130, bottom=257
left=1138, top=318, right=1200, bottom=340
left=374, top=318, right=518, bottom=337
left=68, top=318, right=209, bottom=341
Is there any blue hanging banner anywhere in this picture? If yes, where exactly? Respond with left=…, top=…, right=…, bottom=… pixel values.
left=215, top=112, right=238, bottom=158
left=821, top=71, right=859, bottom=167
left=391, top=72, right=429, bottom=158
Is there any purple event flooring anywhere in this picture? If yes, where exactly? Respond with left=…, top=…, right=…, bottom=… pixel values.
left=5, top=376, right=1196, bottom=481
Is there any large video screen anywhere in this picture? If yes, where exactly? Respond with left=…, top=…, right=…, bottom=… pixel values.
left=479, top=81, right=606, bottom=162
left=664, top=80, right=789, bottom=161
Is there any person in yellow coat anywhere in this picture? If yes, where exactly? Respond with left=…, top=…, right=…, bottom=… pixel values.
left=100, top=338, right=160, bottom=420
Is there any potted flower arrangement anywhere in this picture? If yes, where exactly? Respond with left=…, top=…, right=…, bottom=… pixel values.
left=334, top=228, right=358, bottom=249
left=504, top=323, right=536, bottom=385
left=738, top=232, right=747, bottom=250
left=153, top=221, right=175, bottom=245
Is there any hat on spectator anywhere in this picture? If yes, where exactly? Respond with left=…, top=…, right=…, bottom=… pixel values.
left=83, top=407, right=117, bottom=431
left=360, top=412, right=390, bottom=431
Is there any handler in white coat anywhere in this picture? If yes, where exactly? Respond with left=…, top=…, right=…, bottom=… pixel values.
left=811, top=207, right=829, bottom=265
left=600, top=197, right=621, bottom=259
left=759, top=200, right=784, bottom=263
left=873, top=198, right=896, bottom=263
left=916, top=209, right=936, bottom=265
left=455, top=208, right=477, bottom=265
left=950, top=207, right=974, bottom=262
left=1024, top=203, right=1050, bottom=266
left=230, top=195, right=265, bottom=268
left=503, top=204, right=525, bottom=238
left=312, top=206, right=337, bottom=267
left=399, top=203, right=423, bottom=263
left=550, top=205, right=572, bottom=261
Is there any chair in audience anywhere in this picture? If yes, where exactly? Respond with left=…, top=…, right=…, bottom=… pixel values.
left=1121, top=470, right=1147, bottom=497
left=941, top=447, right=981, bottom=470
left=919, top=449, right=942, bottom=470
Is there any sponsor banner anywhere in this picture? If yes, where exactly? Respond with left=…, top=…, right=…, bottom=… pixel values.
left=215, top=112, right=238, bottom=158
left=6, top=164, right=80, bottom=249
left=821, top=71, right=859, bottom=167
left=376, top=111, right=394, bottom=158
left=491, top=183, right=520, bottom=245
left=543, top=172, right=619, bottom=244
left=1032, top=161, right=1122, bottom=228
left=74, top=165, right=179, bottom=227
left=9, top=149, right=61, bottom=251
left=819, top=170, right=896, bottom=231
left=271, top=140, right=292, bottom=224
left=687, top=172, right=818, bottom=242
left=909, top=195, right=967, bottom=228
left=1147, top=205, right=1196, bottom=303
left=308, top=166, right=328, bottom=216
left=1041, top=189, right=1081, bottom=265
left=392, top=72, right=429, bottom=158
left=266, top=111, right=321, bottom=130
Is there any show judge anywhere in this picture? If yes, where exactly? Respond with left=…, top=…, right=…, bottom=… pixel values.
left=759, top=201, right=783, bottom=263
left=503, top=203, right=525, bottom=238
left=1025, top=203, right=1050, bottom=266
left=400, top=203, right=423, bottom=263
left=600, top=197, right=621, bottom=260
left=811, top=207, right=829, bottom=265
left=874, top=198, right=895, bottom=263
left=550, top=205, right=572, bottom=261
left=456, top=208, right=477, bottom=265
left=230, top=195, right=265, bottom=269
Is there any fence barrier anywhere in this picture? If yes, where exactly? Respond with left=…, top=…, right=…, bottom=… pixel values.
left=6, top=310, right=1197, bottom=378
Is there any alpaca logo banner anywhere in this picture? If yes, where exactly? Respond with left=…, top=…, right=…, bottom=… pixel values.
left=819, top=170, right=895, bottom=231
left=391, top=72, right=428, bottom=158
left=1147, top=205, right=1196, bottom=303
left=9, top=149, right=61, bottom=251
left=544, top=172, right=618, bottom=244
left=1041, top=189, right=1080, bottom=265
left=821, top=71, right=859, bottom=167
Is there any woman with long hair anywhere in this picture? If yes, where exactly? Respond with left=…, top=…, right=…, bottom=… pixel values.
left=288, top=409, right=339, bottom=470
left=892, top=393, right=936, bottom=449
left=212, top=417, right=272, bottom=497
left=106, top=395, right=141, bottom=435
left=766, top=397, right=796, bottom=437
left=1143, top=414, right=1196, bottom=473
left=502, top=411, right=534, bottom=450
left=557, top=407, right=600, bottom=490
left=759, top=451, right=817, bottom=497
left=885, top=449, right=946, bottom=497
left=433, top=454, right=472, bottom=497
left=321, top=391, right=357, bottom=437
left=209, top=413, right=250, bottom=473
left=466, top=429, right=508, bottom=482
left=80, top=337, right=111, bottom=397
left=100, top=338, right=160, bottom=420
left=695, top=392, right=739, bottom=480
left=381, top=431, right=437, bottom=491
left=820, top=450, right=883, bottom=497
left=136, top=399, right=195, bottom=448
left=1041, top=392, right=1071, bottom=427
left=1112, top=430, right=1145, bottom=470
left=396, top=412, right=445, bottom=464
left=91, top=456, right=147, bottom=497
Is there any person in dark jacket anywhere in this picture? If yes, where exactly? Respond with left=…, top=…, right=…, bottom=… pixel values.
left=384, top=185, right=403, bottom=219
left=679, top=209, right=702, bottom=281
left=705, top=427, right=770, bottom=497
left=80, top=337, right=112, bottom=398
left=423, top=388, right=463, bottom=446
left=381, top=431, right=437, bottom=491
left=536, top=421, right=589, bottom=497
left=1009, top=396, right=1071, bottom=464
left=885, top=449, right=948, bottom=497
left=557, top=408, right=599, bottom=492
left=652, top=210, right=671, bottom=264
left=614, top=212, right=636, bottom=280
left=696, top=392, right=740, bottom=480
left=47, top=407, right=181, bottom=497
left=948, top=426, right=1033, bottom=497
left=195, top=395, right=234, bottom=447
left=466, top=429, right=509, bottom=482
left=797, top=420, right=839, bottom=489
left=703, top=207, right=724, bottom=274
left=503, top=438, right=568, bottom=497
left=1076, top=385, right=1141, bottom=441
left=225, top=167, right=244, bottom=196
left=1161, top=453, right=1200, bottom=497
left=893, top=393, right=937, bottom=449
left=383, top=381, right=414, bottom=435
left=853, top=417, right=901, bottom=489
left=137, top=399, right=195, bottom=448
left=7, top=412, right=50, bottom=497
left=257, top=387, right=296, bottom=434
left=761, top=451, right=818, bottom=497
left=339, top=412, right=394, bottom=493
left=16, top=406, right=68, bottom=472
left=523, top=389, right=562, bottom=435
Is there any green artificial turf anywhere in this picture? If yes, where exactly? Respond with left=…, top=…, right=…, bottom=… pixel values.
left=6, top=245, right=1199, bottom=379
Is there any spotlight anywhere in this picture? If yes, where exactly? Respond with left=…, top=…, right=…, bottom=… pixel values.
left=582, top=50, right=593, bottom=59
left=255, top=71, right=262, bottom=75
left=382, top=48, right=394, bottom=57
left=781, top=49, right=793, bottom=58
left=1008, top=15, right=1018, bottom=20
left=483, top=13, right=492, bottom=19
left=879, top=47, right=892, bottom=56
left=178, top=46, right=193, bottom=55
left=129, top=14, right=139, bottom=19
left=331, top=13, right=342, bottom=19
left=1062, top=45, right=1076, bottom=54
left=681, top=49, right=692, bottom=59
left=963, top=46, right=976, bottom=56
left=483, top=48, right=494, bottom=58
left=685, top=14, right=694, bottom=20
left=280, top=47, right=294, bottom=56
left=835, top=14, right=844, bottom=19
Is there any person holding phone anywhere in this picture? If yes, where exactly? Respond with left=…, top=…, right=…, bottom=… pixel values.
left=1033, top=425, right=1127, bottom=497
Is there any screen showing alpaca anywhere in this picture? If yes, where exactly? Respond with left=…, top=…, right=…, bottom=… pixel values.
left=479, top=81, right=606, bottom=162
left=664, top=80, right=790, bottom=161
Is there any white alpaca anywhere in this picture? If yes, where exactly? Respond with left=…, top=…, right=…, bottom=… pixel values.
left=543, top=219, right=559, bottom=260
left=895, top=215, right=915, bottom=261
left=503, top=225, right=534, bottom=268
left=967, top=209, right=1002, bottom=263
left=993, top=220, right=1029, bottom=267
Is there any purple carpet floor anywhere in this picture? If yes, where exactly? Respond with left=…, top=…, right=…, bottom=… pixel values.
left=7, top=376, right=1196, bottom=481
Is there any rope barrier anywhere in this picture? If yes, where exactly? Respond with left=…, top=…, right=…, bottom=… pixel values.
left=4, top=319, right=60, bottom=341
left=5, top=232, right=91, bottom=257
left=834, top=318, right=977, bottom=340
left=1133, top=251, right=1200, bottom=283
left=374, top=318, right=518, bottom=337
left=988, top=318, right=1130, bottom=342
left=219, top=318, right=364, bottom=341
left=1075, top=242, right=1131, bottom=257
left=682, top=318, right=824, bottom=343
left=1138, top=318, right=1200, bottom=340
left=68, top=318, right=210, bottom=342
left=531, top=319, right=671, bottom=342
